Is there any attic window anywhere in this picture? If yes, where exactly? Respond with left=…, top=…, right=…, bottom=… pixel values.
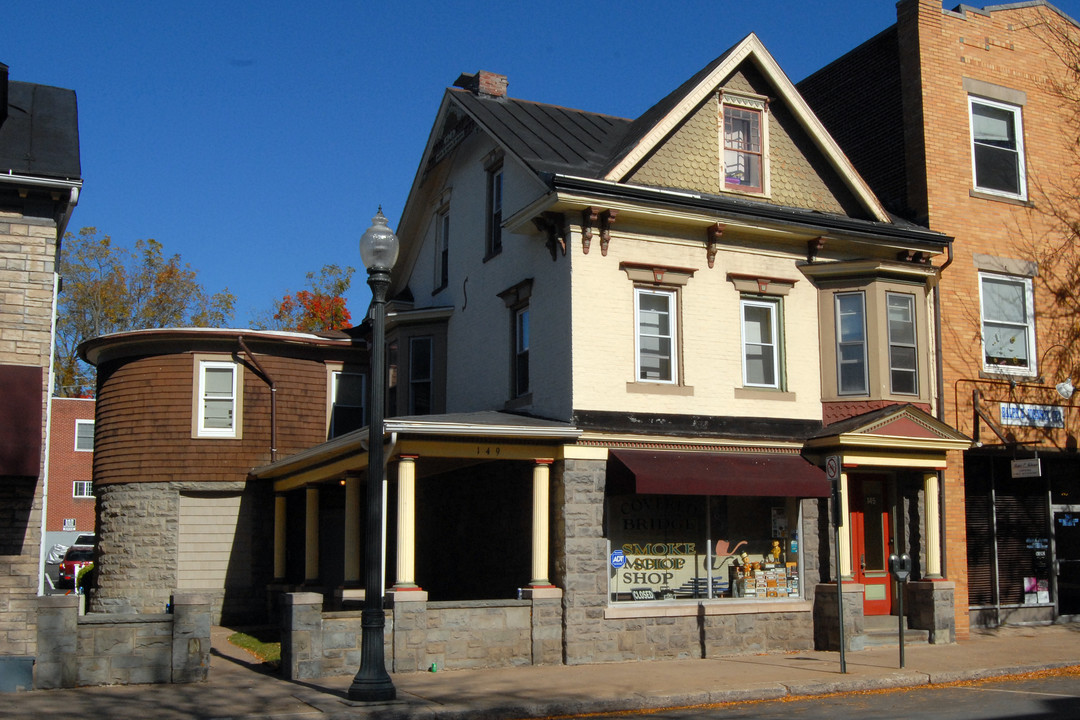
left=720, top=92, right=769, bottom=196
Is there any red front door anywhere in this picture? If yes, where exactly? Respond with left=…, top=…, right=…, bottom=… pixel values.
left=850, top=476, right=892, bottom=615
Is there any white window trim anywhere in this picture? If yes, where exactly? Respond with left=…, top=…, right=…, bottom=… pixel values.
left=835, top=292, right=868, bottom=396
left=886, top=292, right=919, bottom=395
left=330, top=369, right=367, bottom=433
left=720, top=91, right=770, bottom=197
left=978, top=271, right=1036, bottom=376
left=74, top=419, right=94, bottom=452
left=73, top=481, right=93, bottom=498
left=968, top=96, right=1027, bottom=200
left=741, top=297, right=780, bottom=389
left=634, top=287, right=678, bottom=385
left=195, top=359, right=240, bottom=438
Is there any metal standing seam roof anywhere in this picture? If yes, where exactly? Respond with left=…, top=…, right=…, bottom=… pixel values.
left=449, top=88, right=631, bottom=177
left=0, top=80, right=81, bottom=180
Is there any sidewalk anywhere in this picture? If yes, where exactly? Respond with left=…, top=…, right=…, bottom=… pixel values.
left=5, top=623, right=1079, bottom=720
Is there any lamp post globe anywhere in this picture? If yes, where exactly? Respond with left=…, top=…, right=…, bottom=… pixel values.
left=348, top=207, right=398, bottom=702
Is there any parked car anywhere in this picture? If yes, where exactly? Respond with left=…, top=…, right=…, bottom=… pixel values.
left=72, top=533, right=95, bottom=547
left=58, top=546, right=94, bottom=588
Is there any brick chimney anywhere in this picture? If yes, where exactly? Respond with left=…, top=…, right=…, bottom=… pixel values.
left=453, top=70, right=507, bottom=99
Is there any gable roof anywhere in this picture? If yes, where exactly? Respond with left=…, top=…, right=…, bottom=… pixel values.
left=805, top=403, right=971, bottom=452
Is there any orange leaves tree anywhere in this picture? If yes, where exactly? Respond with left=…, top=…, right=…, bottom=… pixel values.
left=267, top=264, right=355, bottom=333
left=55, top=227, right=235, bottom=397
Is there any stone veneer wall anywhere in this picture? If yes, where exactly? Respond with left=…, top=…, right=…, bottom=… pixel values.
left=554, top=459, right=819, bottom=663
left=35, top=592, right=210, bottom=688
left=281, top=592, right=563, bottom=679
left=0, top=212, right=59, bottom=660
left=91, top=481, right=272, bottom=623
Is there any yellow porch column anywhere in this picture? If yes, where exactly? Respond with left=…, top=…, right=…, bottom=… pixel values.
left=274, top=494, right=286, bottom=581
left=924, top=471, right=942, bottom=578
left=839, top=471, right=853, bottom=579
left=530, top=459, right=554, bottom=586
left=305, top=486, right=319, bottom=583
left=395, top=456, right=419, bottom=588
left=344, top=473, right=361, bottom=584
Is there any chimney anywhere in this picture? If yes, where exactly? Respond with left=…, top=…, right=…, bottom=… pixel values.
left=0, top=63, right=8, bottom=127
left=453, top=70, right=507, bottom=99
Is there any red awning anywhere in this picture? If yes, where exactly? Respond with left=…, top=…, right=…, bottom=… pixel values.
left=608, top=449, right=829, bottom=497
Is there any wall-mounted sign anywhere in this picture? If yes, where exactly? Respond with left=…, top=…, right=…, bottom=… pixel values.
left=1000, top=403, right=1065, bottom=428
left=1012, top=458, right=1042, bottom=478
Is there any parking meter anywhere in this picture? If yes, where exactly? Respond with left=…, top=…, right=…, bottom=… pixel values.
left=888, top=553, right=912, bottom=668
left=888, top=553, right=912, bottom=582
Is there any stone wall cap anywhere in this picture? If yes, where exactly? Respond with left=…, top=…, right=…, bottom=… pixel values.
left=284, top=592, right=325, bottom=605
left=38, top=594, right=79, bottom=609
left=171, top=593, right=211, bottom=606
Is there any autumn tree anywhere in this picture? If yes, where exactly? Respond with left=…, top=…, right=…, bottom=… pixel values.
left=259, top=264, right=355, bottom=333
left=55, top=227, right=235, bottom=397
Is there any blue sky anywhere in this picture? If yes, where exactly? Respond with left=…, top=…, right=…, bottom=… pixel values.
left=7, top=1, right=1070, bottom=323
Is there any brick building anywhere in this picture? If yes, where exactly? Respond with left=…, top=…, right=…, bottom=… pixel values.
left=801, top=0, right=1080, bottom=634
left=0, top=62, right=80, bottom=670
left=45, top=397, right=96, bottom=548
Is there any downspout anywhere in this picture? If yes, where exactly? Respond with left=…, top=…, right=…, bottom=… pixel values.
left=238, top=336, right=277, bottom=462
left=933, top=241, right=954, bottom=582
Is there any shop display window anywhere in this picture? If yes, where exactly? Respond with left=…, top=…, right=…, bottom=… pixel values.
left=606, top=493, right=802, bottom=602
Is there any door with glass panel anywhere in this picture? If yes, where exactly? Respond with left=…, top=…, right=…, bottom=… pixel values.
left=850, top=475, right=892, bottom=615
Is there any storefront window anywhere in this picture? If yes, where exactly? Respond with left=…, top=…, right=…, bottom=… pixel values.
left=606, top=494, right=802, bottom=602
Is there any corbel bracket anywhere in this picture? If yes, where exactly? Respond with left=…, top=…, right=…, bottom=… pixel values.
left=599, top=209, right=617, bottom=256
left=532, top=212, right=567, bottom=261
left=897, top=249, right=929, bottom=264
left=706, top=223, right=724, bottom=268
left=807, top=237, right=826, bottom=263
left=581, top=207, right=599, bottom=254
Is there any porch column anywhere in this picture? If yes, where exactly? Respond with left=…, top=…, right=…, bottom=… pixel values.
left=530, top=459, right=554, bottom=587
left=305, top=486, right=319, bottom=583
left=395, top=456, right=419, bottom=588
left=924, top=471, right=943, bottom=578
left=344, top=473, right=361, bottom=584
left=274, top=494, right=287, bottom=581
left=839, top=471, right=853, bottom=579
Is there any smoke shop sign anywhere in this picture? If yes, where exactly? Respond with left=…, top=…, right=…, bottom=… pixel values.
left=1000, top=403, right=1064, bottom=429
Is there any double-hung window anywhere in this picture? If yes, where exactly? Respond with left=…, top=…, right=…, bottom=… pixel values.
left=73, top=481, right=93, bottom=498
left=721, top=92, right=768, bottom=194
left=741, top=297, right=780, bottom=388
left=197, top=360, right=239, bottom=437
left=969, top=97, right=1026, bottom=199
left=980, top=272, right=1035, bottom=373
left=409, top=337, right=433, bottom=415
left=886, top=293, right=918, bottom=395
left=835, top=293, right=868, bottom=395
left=330, top=370, right=366, bottom=437
left=434, top=208, right=450, bottom=291
left=486, top=165, right=503, bottom=257
left=74, top=419, right=94, bottom=452
left=635, top=288, right=677, bottom=383
left=514, top=306, right=529, bottom=398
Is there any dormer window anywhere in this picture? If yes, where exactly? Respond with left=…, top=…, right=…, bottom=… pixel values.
left=721, top=92, right=769, bottom=195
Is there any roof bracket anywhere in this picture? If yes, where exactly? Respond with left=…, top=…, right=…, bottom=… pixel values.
left=581, top=207, right=599, bottom=254
left=599, top=209, right=617, bottom=256
left=532, top=212, right=567, bottom=261
left=707, top=223, right=724, bottom=268
left=807, top=237, right=826, bottom=262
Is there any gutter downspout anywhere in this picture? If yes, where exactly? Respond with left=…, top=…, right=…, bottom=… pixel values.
left=933, top=240, right=954, bottom=582
left=238, top=336, right=277, bottom=462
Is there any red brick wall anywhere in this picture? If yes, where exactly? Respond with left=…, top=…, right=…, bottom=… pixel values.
left=46, top=397, right=96, bottom=533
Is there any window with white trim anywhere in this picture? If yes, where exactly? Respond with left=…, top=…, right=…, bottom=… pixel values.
left=409, top=336, right=433, bottom=415
left=197, top=360, right=238, bottom=437
left=886, top=293, right=918, bottom=395
left=74, top=419, right=94, bottom=452
left=979, top=272, right=1035, bottom=374
left=635, top=288, right=677, bottom=383
left=969, top=97, right=1026, bottom=199
left=835, top=292, right=868, bottom=395
left=73, top=481, right=93, bottom=498
left=330, top=370, right=366, bottom=437
left=721, top=92, right=768, bottom=195
left=514, top=306, right=529, bottom=398
left=434, top=207, right=450, bottom=291
left=741, top=297, right=781, bottom=388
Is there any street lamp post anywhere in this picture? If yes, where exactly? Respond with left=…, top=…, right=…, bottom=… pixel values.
left=348, top=208, right=399, bottom=702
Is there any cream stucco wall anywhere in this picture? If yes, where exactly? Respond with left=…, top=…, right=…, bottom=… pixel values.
left=568, top=218, right=821, bottom=420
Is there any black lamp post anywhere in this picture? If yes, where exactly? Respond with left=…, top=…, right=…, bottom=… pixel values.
left=348, top=208, right=399, bottom=702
